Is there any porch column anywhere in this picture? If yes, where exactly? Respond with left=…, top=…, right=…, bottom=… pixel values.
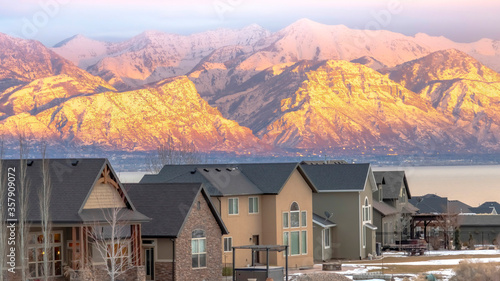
left=79, top=226, right=85, bottom=267
left=131, top=224, right=143, bottom=266
left=72, top=227, right=77, bottom=269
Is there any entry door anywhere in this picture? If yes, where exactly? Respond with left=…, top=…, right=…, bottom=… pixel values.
left=145, top=248, right=155, bottom=280
left=252, top=235, right=260, bottom=264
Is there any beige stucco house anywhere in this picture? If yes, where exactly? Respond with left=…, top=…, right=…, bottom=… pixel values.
left=300, top=162, right=378, bottom=260
left=141, top=163, right=317, bottom=269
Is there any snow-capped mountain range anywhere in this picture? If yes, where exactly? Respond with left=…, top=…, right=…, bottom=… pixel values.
left=1, top=19, right=499, bottom=155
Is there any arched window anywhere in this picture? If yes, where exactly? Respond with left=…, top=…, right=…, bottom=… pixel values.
left=290, top=202, right=300, bottom=227
left=192, top=230, right=206, bottom=268
left=363, top=197, right=370, bottom=222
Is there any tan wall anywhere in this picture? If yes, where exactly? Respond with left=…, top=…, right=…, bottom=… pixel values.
left=156, top=238, right=174, bottom=261
left=220, top=195, right=263, bottom=267
left=220, top=169, right=314, bottom=269
left=272, top=169, right=314, bottom=268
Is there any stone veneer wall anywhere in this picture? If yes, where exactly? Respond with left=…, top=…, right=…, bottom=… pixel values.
left=174, top=192, right=223, bottom=281
left=154, top=261, right=174, bottom=281
left=68, top=265, right=145, bottom=281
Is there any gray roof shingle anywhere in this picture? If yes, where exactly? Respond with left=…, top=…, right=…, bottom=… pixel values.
left=374, top=171, right=411, bottom=199
left=409, top=194, right=448, bottom=214
left=125, top=183, right=228, bottom=237
left=299, top=163, right=371, bottom=191
left=140, top=163, right=316, bottom=196
left=1, top=158, right=147, bottom=223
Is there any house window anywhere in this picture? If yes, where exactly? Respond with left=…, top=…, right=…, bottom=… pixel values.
left=301, top=211, right=307, bottom=227
left=28, top=232, right=63, bottom=279
left=290, top=231, right=300, bottom=255
left=283, top=232, right=289, bottom=256
left=283, top=212, right=289, bottom=228
left=228, top=198, right=239, bottom=215
left=223, top=237, right=232, bottom=252
left=324, top=228, right=330, bottom=248
left=290, top=202, right=300, bottom=228
left=106, top=241, right=131, bottom=273
left=362, top=197, right=371, bottom=222
left=301, top=231, right=307, bottom=254
left=362, top=197, right=371, bottom=248
left=249, top=197, right=259, bottom=214
left=192, top=230, right=206, bottom=268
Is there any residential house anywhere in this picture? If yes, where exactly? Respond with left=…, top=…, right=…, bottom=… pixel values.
left=469, top=202, right=500, bottom=215
left=409, top=194, right=456, bottom=249
left=125, top=183, right=229, bottom=281
left=300, top=162, right=378, bottom=260
left=373, top=171, right=418, bottom=248
left=458, top=215, right=500, bottom=248
left=141, top=163, right=317, bottom=269
left=448, top=200, right=472, bottom=214
left=2, top=158, right=149, bottom=281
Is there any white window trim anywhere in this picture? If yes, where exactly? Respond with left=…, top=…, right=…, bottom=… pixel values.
left=301, top=210, right=307, bottom=227
left=192, top=237, right=207, bottom=269
left=290, top=210, right=300, bottom=228
left=301, top=230, right=307, bottom=255
left=248, top=197, right=259, bottom=214
left=223, top=237, right=232, bottom=252
left=228, top=197, right=239, bottom=215
left=324, top=228, right=330, bottom=249
left=28, top=231, right=64, bottom=279
left=290, top=231, right=301, bottom=256
left=283, top=212, right=289, bottom=228
left=283, top=231, right=289, bottom=256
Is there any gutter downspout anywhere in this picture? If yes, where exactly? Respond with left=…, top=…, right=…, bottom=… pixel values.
left=171, top=238, right=175, bottom=281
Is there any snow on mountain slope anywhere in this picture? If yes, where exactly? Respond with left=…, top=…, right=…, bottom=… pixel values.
left=384, top=49, right=500, bottom=144
left=259, top=59, right=476, bottom=151
left=53, top=25, right=271, bottom=90
left=0, top=76, right=261, bottom=152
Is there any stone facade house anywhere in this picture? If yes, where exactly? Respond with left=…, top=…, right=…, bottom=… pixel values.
left=300, top=162, right=378, bottom=260
left=141, top=163, right=317, bottom=269
left=125, top=183, right=228, bottom=281
left=1, top=158, right=149, bottom=281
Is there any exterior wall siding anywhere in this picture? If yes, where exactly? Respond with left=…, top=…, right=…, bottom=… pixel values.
left=175, top=192, right=223, bottom=281
left=313, top=192, right=360, bottom=260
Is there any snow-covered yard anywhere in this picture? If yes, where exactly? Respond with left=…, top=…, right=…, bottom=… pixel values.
left=289, top=250, right=500, bottom=280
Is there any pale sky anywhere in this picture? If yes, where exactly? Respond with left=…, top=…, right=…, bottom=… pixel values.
left=0, top=0, right=499, bottom=46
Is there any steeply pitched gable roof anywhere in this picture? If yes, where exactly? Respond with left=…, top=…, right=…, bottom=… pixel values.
left=140, top=163, right=317, bottom=196
left=1, top=158, right=148, bottom=223
left=373, top=171, right=411, bottom=199
left=299, top=163, right=373, bottom=192
left=125, top=183, right=228, bottom=238
left=409, top=194, right=448, bottom=214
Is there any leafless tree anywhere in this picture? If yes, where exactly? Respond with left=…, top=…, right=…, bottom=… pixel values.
left=146, top=136, right=208, bottom=173
left=86, top=207, right=138, bottom=281
left=38, top=143, right=52, bottom=280
left=18, top=135, right=31, bottom=280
